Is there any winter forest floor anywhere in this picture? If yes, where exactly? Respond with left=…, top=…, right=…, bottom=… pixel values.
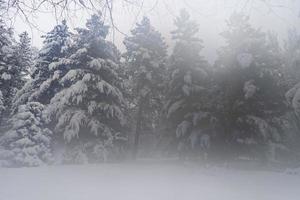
left=0, top=162, right=299, bottom=200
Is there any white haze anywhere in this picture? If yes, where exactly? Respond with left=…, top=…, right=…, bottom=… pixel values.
left=12, top=0, right=300, bottom=63
left=1, top=163, right=300, bottom=200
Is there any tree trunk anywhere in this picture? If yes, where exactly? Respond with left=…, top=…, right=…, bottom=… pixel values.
left=132, top=99, right=144, bottom=160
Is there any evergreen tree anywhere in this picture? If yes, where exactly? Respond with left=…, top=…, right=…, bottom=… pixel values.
left=0, top=102, right=53, bottom=167
left=284, top=28, right=300, bottom=114
left=215, top=13, right=287, bottom=162
left=44, top=14, right=127, bottom=163
left=0, top=20, right=13, bottom=121
left=14, top=31, right=33, bottom=78
left=282, top=29, right=300, bottom=161
left=283, top=28, right=300, bottom=87
left=0, top=20, right=71, bottom=166
left=13, top=20, right=70, bottom=108
left=123, top=16, right=167, bottom=158
left=165, top=10, right=214, bottom=158
left=0, top=20, right=26, bottom=124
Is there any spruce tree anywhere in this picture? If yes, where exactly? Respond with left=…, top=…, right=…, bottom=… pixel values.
left=0, top=20, right=13, bottom=121
left=282, top=29, right=300, bottom=160
left=0, top=20, right=26, bottom=124
left=284, top=28, right=300, bottom=113
left=0, top=22, right=54, bottom=166
left=14, top=31, right=33, bottom=78
left=165, top=10, right=214, bottom=158
left=0, top=21, right=71, bottom=166
left=123, top=16, right=167, bottom=158
left=215, top=13, right=287, bottom=162
left=44, top=14, right=127, bottom=163
left=0, top=102, right=53, bottom=167
left=13, top=20, right=70, bottom=108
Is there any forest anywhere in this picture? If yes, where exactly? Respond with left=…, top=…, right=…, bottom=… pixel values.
left=0, top=2, right=300, bottom=171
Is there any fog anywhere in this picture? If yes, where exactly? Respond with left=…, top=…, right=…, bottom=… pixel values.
left=1, top=164, right=300, bottom=200
left=13, top=0, right=300, bottom=62
left=1, top=1, right=300, bottom=199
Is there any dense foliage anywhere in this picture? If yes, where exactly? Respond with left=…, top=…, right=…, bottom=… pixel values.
left=0, top=10, right=300, bottom=167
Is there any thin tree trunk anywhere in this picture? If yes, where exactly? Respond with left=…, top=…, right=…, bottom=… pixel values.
left=132, top=99, right=144, bottom=160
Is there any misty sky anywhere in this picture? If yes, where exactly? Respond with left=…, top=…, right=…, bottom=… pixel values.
left=12, top=0, right=300, bottom=63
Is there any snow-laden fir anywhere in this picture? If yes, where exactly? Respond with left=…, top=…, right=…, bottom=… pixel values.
left=0, top=10, right=300, bottom=167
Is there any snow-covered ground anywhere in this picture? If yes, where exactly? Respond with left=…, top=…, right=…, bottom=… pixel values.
left=0, top=163, right=299, bottom=200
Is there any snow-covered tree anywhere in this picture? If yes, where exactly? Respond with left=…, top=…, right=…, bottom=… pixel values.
left=281, top=29, right=300, bottom=161
left=44, top=14, right=127, bottom=163
left=282, top=28, right=300, bottom=88
left=14, top=31, right=33, bottom=78
left=1, top=20, right=71, bottom=166
left=215, top=13, right=287, bottom=162
left=0, top=20, right=27, bottom=125
left=13, top=20, right=70, bottom=108
left=0, top=102, right=53, bottom=167
left=284, top=28, right=300, bottom=115
left=164, top=9, right=214, bottom=158
left=123, top=16, right=167, bottom=158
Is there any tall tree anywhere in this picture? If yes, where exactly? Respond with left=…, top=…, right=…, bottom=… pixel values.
left=0, top=20, right=71, bottom=167
left=165, top=10, right=214, bottom=159
left=44, top=14, right=127, bottom=163
left=281, top=28, right=300, bottom=161
left=283, top=28, right=300, bottom=95
left=14, top=31, right=33, bottom=78
left=215, top=13, right=287, bottom=162
left=13, top=20, right=71, bottom=108
left=0, top=20, right=14, bottom=122
left=0, top=20, right=27, bottom=125
left=123, top=17, right=167, bottom=159
left=0, top=22, right=52, bottom=167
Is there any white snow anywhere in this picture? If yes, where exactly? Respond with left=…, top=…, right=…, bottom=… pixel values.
left=167, top=100, right=184, bottom=118
left=243, top=80, right=258, bottom=99
left=1, top=72, right=11, bottom=80
left=0, top=164, right=299, bottom=200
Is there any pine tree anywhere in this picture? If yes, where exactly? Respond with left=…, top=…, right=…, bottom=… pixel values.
left=282, top=28, right=300, bottom=87
left=123, top=17, right=167, bottom=159
left=44, top=14, right=127, bottom=163
left=13, top=20, right=70, bottom=108
left=0, top=102, right=53, bottom=167
left=284, top=28, right=300, bottom=113
left=0, top=20, right=71, bottom=166
left=165, top=10, right=214, bottom=158
left=215, top=13, right=287, bottom=162
left=0, top=20, right=13, bottom=121
left=282, top=29, right=300, bottom=160
left=0, top=20, right=26, bottom=125
left=14, top=31, right=33, bottom=78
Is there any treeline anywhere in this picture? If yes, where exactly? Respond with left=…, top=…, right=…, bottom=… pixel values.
left=0, top=10, right=300, bottom=167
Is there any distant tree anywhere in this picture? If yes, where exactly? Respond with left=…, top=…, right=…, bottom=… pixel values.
left=284, top=29, right=300, bottom=114
left=280, top=29, right=300, bottom=161
left=215, top=13, right=287, bottom=162
left=123, top=17, right=167, bottom=159
left=165, top=10, right=214, bottom=159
